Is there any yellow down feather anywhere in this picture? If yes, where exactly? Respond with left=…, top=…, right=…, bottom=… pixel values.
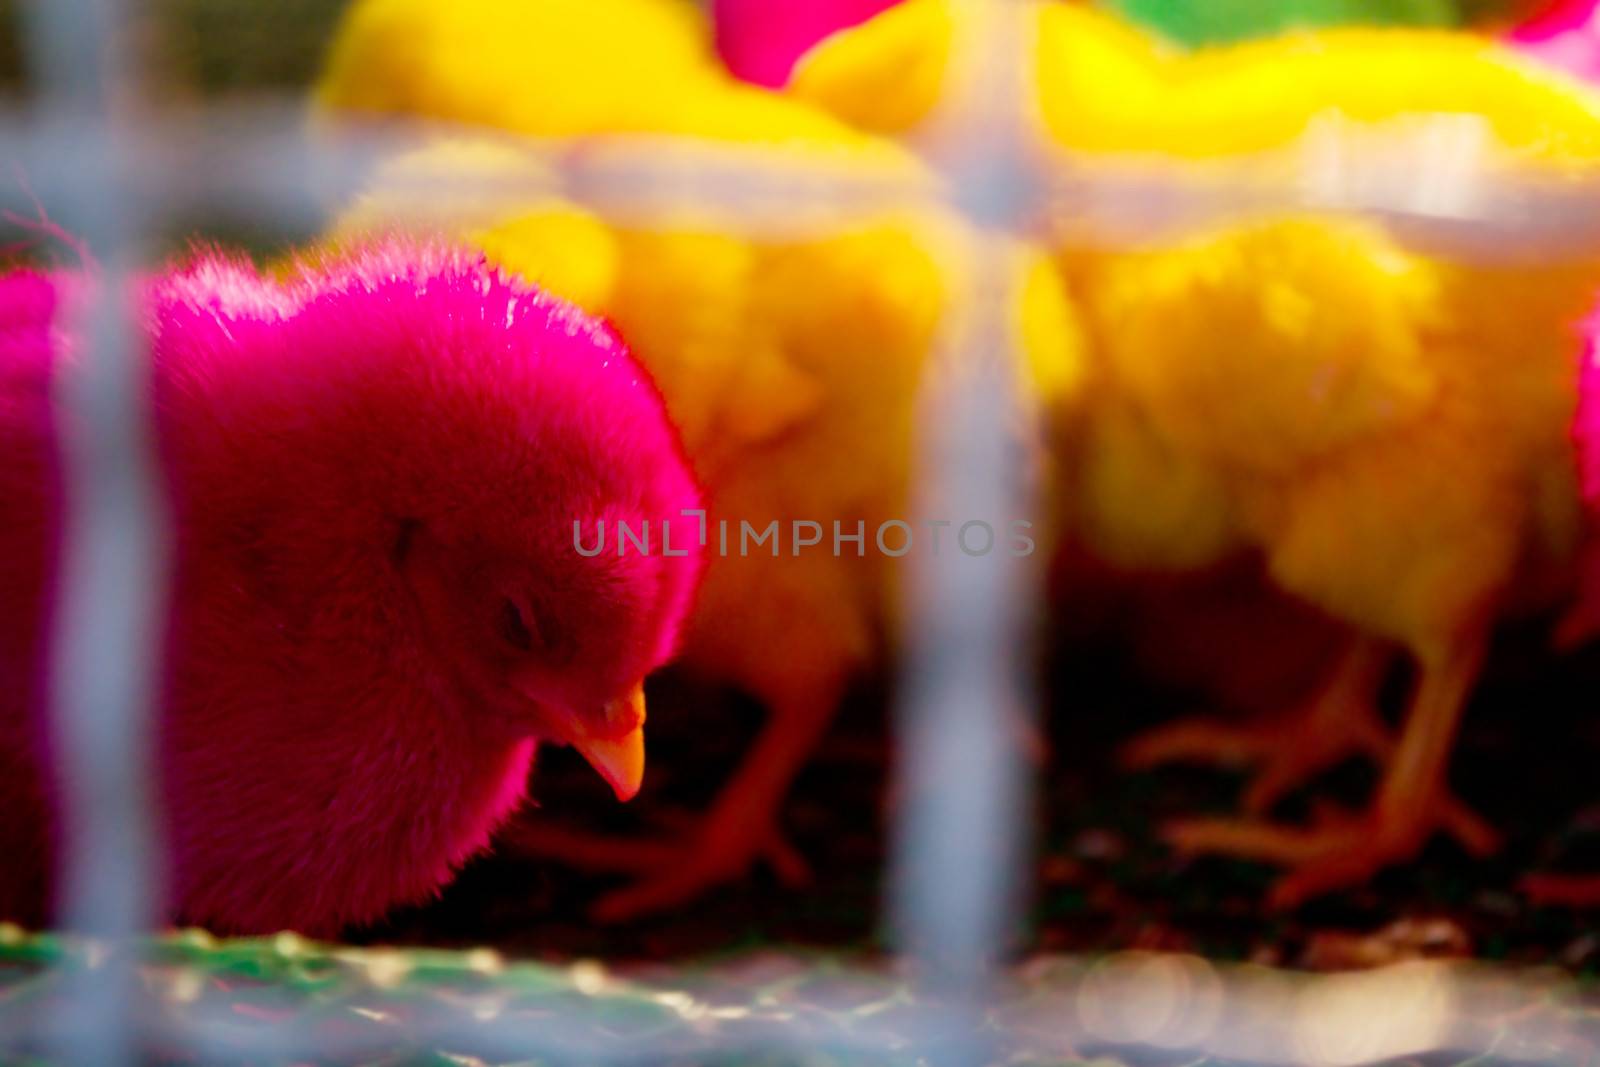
left=315, top=0, right=1086, bottom=913
left=783, top=0, right=1600, bottom=651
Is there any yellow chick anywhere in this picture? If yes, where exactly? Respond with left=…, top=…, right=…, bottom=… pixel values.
left=780, top=0, right=1600, bottom=904
left=319, top=0, right=873, bottom=144
left=1080, top=219, right=1600, bottom=906
left=786, top=0, right=1600, bottom=160
left=317, top=0, right=1087, bottom=919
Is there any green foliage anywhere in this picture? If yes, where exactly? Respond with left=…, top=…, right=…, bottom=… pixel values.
left=1101, top=0, right=1466, bottom=46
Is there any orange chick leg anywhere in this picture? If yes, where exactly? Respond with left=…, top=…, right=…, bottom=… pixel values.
left=1123, top=638, right=1490, bottom=850
left=499, top=814, right=806, bottom=880
left=501, top=665, right=850, bottom=922
left=1166, top=637, right=1500, bottom=909
left=1121, top=640, right=1392, bottom=814
left=582, top=674, right=844, bottom=922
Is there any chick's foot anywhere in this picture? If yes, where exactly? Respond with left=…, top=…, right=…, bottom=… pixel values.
left=592, top=802, right=811, bottom=922
left=582, top=674, right=844, bottom=920
left=501, top=807, right=809, bottom=900
left=510, top=674, right=844, bottom=920
left=1120, top=640, right=1393, bottom=814
left=1166, top=784, right=1500, bottom=910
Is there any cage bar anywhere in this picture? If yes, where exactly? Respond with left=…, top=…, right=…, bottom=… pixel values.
left=4, top=0, right=1600, bottom=1062
left=20, top=0, right=166, bottom=1064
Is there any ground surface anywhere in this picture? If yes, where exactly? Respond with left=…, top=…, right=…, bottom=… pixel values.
left=363, top=567, right=1600, bottom=974
left=1, top=928, right=1596, bottom=1065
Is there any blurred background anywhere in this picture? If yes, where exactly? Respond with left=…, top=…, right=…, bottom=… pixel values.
left=6, top=1, right=1600, bottom=1063
left=0, top=0, right=1549, bottom=99
left=0, top=0, right=1597, bottom=970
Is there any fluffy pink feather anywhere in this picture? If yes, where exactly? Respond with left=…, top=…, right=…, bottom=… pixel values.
left=0, top=243, right=702, bottom=935
left=713, top=0, right=903, bottom=87
left=1562, top=311, right=1600, bottom=649
left=1507, top=0, right=1600, bottom=83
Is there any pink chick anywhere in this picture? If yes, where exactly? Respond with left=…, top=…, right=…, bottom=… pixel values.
left=1555, top=309, right=1600, bottom=651
left=1524, top=307, right=1600, bottom=906
left=1507, top=0, right=1600, bottom=82
left=0, top=243, right=703, bottom=936
left=713, top=0, right=904, bottom=87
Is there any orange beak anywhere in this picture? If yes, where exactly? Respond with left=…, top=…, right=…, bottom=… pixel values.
left=569, top=683, right=646, bottom=802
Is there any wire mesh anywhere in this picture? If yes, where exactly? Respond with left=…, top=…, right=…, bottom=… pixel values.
left=18, top=1, right=164, bottom=1065
left=7, top=0, right=1600, bottom=1064
left=887, top=7, right=1041, bottom=1060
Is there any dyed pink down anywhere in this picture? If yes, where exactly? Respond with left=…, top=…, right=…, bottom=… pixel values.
left=713, top=0, right=904, bottom=87
left=1507, top=0, right=1600, bottom=83
left=1577, top=316, right=1600, bottom=503
left=0, top=244, right=702, bottom=934
left=1562, top=313, right=1600, bottom=649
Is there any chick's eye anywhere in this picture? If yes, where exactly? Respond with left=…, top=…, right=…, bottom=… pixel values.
left=496, top=597, right=535, bottom=653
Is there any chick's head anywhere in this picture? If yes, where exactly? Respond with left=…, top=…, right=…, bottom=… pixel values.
left=159, top=244, right=703, bottom=801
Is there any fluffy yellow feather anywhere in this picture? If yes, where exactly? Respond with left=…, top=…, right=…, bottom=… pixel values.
left=778, top=0, right=1600, bottom=903
left=317, top=0, right=1085, bottom=918
left=790, top=0, right=1600, bottom=161
left=319, top=0, right=872, bottom=143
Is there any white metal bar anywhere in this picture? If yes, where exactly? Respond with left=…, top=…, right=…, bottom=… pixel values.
left=17, top=1, right=166, bottom=1065
left=888, top=4, right=1037, bottom=1063
left=1, top=108, right=1600, bottom=254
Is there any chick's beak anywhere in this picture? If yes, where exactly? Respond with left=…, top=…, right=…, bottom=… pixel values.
left=569, top=683, right=646, bottom=802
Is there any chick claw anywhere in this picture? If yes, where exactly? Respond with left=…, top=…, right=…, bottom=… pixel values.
left=1165, top=793, right=1500, bottom=910
left=590, top=808, right=810, bottom=923
left=1121, top=640, right=1405, bottom=816
left=1120, top=709, right=1393, bottom=815
left=502, top=809, right=809, bottom=920
left=1123, top=712, right=1496, bottom=856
